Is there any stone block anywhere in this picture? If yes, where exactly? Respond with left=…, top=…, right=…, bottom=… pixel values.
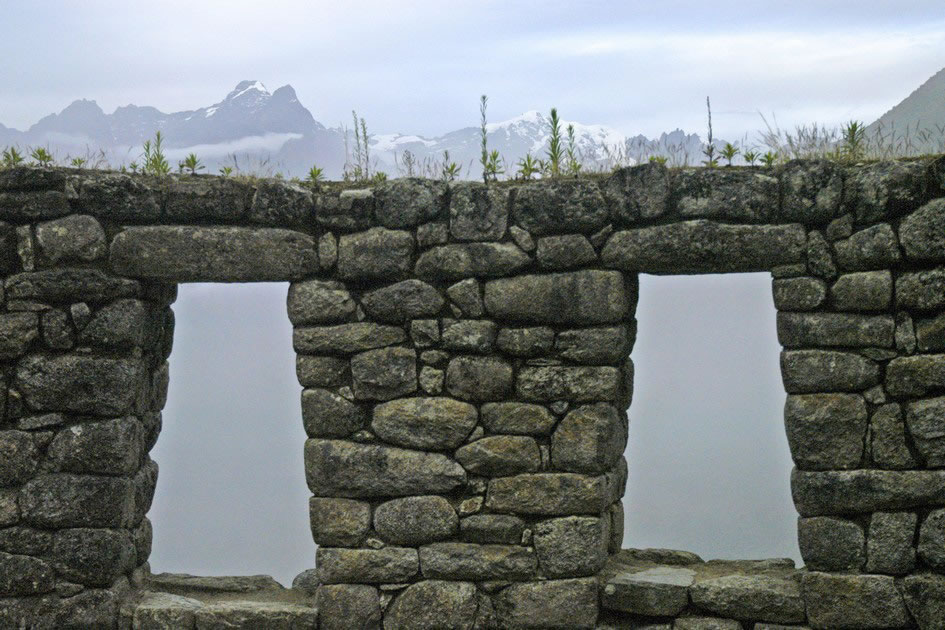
left=286, top=280, right=356, bottom=325
left=886, top=355, right=945, bottom=397
left=305, top=439, right=466, bottom=498
left=440, top=319, right=497, bottom=353
left=481, top=402, right=557, bottom=436
left=533, top=516, right=607, bottom=577
left=315, top=189, right=374, bottom=232
left=776, top=312, right=894, bottom=348
left=0, top=490, right=18, bottom=527
left=162, top=175, right=254, bottom=223
left=0, top=189, right=71, bottom=222
left=50, top=528, right=135, bottom=586
left=806, top=230, right=837, bottom=279
left=601, top=565, right=693, bottom=616
left=78, top=299, right=149, bottom=348
left=247, top=179, right=313, bottom=226
left=361, top=280, right=444, bottom=323
left=372, top=396, right=476, bottom=451
left=792, top=469, right=945, bottom=516
left=455, top=435, right=541, bottom=476
left=449, top=181, right=509, bottom=241
left=919, top=508, right=945, bottom=572
left=772, top=277, right=827, bottom=311
left=384, top=580, right=481, bottom=630
left=350, top=347, right=417, bottom=400
left=0, top=551, right=55, bottom=596
left=415, top=242, right=530, bottom=281
left=460, top=514, right=525, bottom=544
left=374, top=495, right=457, bottom=546
left=308, top=497, right=370, bottom=547
left=47, top=417, right=143, bottom=475
left=674, top=167, right=779, bottom=221
left=830, top=271, right=892, bottom=311
left=293, top=323, right=405, bottom=354
left=872, top=403, right=919, bottom=470
left=844, top=159, right=930, bottom=223
left=798, top=516, right=865, bottom=571
left=295, top=355, right=347, bottom=388
left=445, top=278, right=484, bottom=317
left=410, top=319, right=440, bottom=348
left=494, top=578, right=598, bottom=630
left=673, top=618, right=742, bottom=630
left=512, top=180, right=608, bottom=235
left=486, top=270, right=632, bottom=325
left=536, top=234, right=596, bottom=270
left=603, top=162, right=671, bottom=223
left=517, top=365, right=624, bottom=403
left=20, top=473, right=135, bottom=528
left=192, top=601, right=318, bottom=629
left=780, top=350, right=879, bottom=393
left=419, top=542, right=536, bottom=580
left=496, top=326, right=555, bottom=357
left=903, top=573, right=945, bottom=630
left=336, top=227, right=414, bottom=281
left=72, top=171, right=162, bottom=222
left=316, top=584, right=381, bottom=630
left=778, top=160, right=844, bottom=223
left=0, top=430, right=38, bottom=487
left=689, top=574, right=805, bottom=623
left=375, top=178, right=446, bottom=228
left=866, top=511, right=917, bottom=575
left=555, top=326, right=631, bottom=365
left=784, top=393, right=867, bottom=470
left=917, top=313, right=945, bottom=352
left=551, top=403, right=626, bottom=474
left=833, top=223, right=901, bottom=271
left=485, top=473, right=608, bottom=515
left=601, top=221, right=805, bottom=273
left=110, top=226, right=316, bottom=281
left=897, top=268, right=945, bottom=311
left=0, top=312, right=39, bottom=359
left=901, top=198, right=945, bottom=262
left=35, top=214, right=105, bottom=264
left=16, top=354, right=143, bottom=415
left=130, top=591, right=203, bottom=630
left=316, top=546, right=418, bottom=583
left=906, top=397, right=945, bottom=466
left=446, top=355, right=513, bottom=401
left=802, top=572, right=909, bottom=629
left=301, top=388, right=365, bottom=438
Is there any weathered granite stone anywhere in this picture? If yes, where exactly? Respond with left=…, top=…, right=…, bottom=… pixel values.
left=441, top=319, right=497, bottom=353
left=305, top=439, right=466, bottom=498
left=460, top=514, right=525, bottom=544
left=872, top=403, right=918, bottom=469
left=375, top=178, right=446, bottom=228
left=419, top=542, right=536, bottom=580
left=372, top=397, right=476, bottom=451
left=445, top=279, right=484, bottom=317
left=903, top=573, right=945, bottom=630
left=906, top=397, right=945, bottom=466
left=0, top=313, right=39, bottom=359
left=806, top=230, right=838, bottom=279
left=308, top=497, right=370, bottom=546
left=495, top=578, right=598, bottom=629
left=449, top=181, right=508, bottom=241
left=318, top=232, right=337, bottom=271
left=780, top=350, right=879, bottom=393
left=517, top=365, right=623, bottom=403
left=455, top=436, right=541, bottom=476
left=792, top=468, right=945, bottom=516
left=296, top=355, right=347, bottom=388
left=0, top=526, right=52, bottom=555
left=866, top=511, right=917, bottom=575
left=690, top=574, right=805, bottom=623
left=0, top=551, right=55, bottom=596
left=496, top=327, right=554, bottom=357
left=601, top=221, right=805, bottom=273
left=419, top=366, right=444, bottom=394
left=314, top=584, right=381, bottom=630
left=193, top=601, right=319, bottom=629
left=485, top=473, right=608, bottom=515
left=446, top=355, right=513, bottom=401
left=47, top=417, right=142, bottom=475
left=844, top=159, right=930, bottom=223
left=350, top=347, right=417, bottom=400
left=111, top=226, right=316, bottom=281
left=374, top=496, right=458, bottom=545
left=384, top=580, right=479, bottom=630
left=287, top=280, right=356, bottom=325
left=551, top=403, right=625, bottom=474
left=315, top=189, right=374, bottom=232
left=802, top=572, right=910, bottom=629
left=798, top=516, right=865, bottom=571
left=0, top=189, right=72, bottom=222
left=509, top=225, right=536, bottom=253
left=533, top=516, right=607, bottom=577
left=919, top=508, right=945, bottom=572
left=772, top=277, right=827, bottom=311
left=481, top=402, right=557, bottom=436
left=317, top=546, right=418, bottom=583
left=247, top=179, right=313, bottom=226
left=886, top=355, right=945, bottom=396
left=293, top=323, right=405, bottom=354
left=409, top=319, right=439, bottom=349
left=336, top=227, right=414, bottom=282
left=917, top=313, right=945, bottom=351
left=301, top=388, right=365, bottom=438
left=601, top=565, right=694, bottom=616
left=415, top=242, right=530, bottom=281
left=555, top=326, right=631, bottom=365
left=16, top=354, right=143, bottom=415
left=833, top=224, right=901, bottom=271
left=901, top=198, right=945, bottom=262
left=162, top=175, right=254, bottom=222
left=0, top=431, right=38, bottom=487
left=0, top=491, right=18, bottom=527
left=512, top=180, right=608, bottom=235
left=76, top=299, right=146, bottom=349
left=673, top=167, right=779, bottom=221
left=897, top=268, right=945, bottom=311
left=70, top=171, right=163, bottom=222
left=779, top=160, right=844, bottom=223
left=826, top=213, right=854, bottom=241
left=4, top=269, right=134, bottom=304
left=20, top=473, right=134, bottom=528
left=128, top=591, right=203, bottom=630
left=535, top=234, right=596, bottom=270
left=831, top=271, right=892, bottom=311
left=361, top=280, right=444, bottom=323
left=604, top=162, right=671, bottom=223
left=50, top=528, right=135, bottom=586
left=673, top=618, right=741, bottom=630
left=35, top=214, right=106, bottom=265
left=40, top=308, right=72, bottom=349
left=145, top=572, right=283, bottom=594
left=777, top=312, right=894, bottom=348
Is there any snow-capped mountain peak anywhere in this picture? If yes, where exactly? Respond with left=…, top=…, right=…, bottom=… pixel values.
left=226, top=80, right=270, bottom=101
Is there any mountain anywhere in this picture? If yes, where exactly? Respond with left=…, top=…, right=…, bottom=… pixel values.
left=869, top=66, right=945, bottom=153
left=1, top=80, right=718, bottom=178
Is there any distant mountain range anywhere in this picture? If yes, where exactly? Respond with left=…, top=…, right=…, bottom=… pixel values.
left=867, top=66, right=945, bottom=154
left=0, top=80, right=709, bottom=179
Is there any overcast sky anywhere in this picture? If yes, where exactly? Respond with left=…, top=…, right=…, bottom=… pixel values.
left=2, top=1, right=945, bottom=139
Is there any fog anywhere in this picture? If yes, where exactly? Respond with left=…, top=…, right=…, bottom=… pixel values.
left=147, top=273, right=797, bottom=585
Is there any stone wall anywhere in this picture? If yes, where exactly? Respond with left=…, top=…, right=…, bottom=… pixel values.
left=0, top=158, right=942, bottom=628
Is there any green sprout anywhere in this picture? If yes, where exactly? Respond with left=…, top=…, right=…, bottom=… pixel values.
left=516, top=153, right=540, bottom=180
left=29, top=147, right=55, bottom=167
left=720, top=142, right=740, bottom=166
left=181, top=153, right=205, bottom=175
left=546, top=107, right=563, bottom=178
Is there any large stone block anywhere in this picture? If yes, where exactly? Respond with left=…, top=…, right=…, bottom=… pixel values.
left=460, top=514, right=525, bottom=544
left=35, top=214, right=106, bottom=265
left=372, top=396, right=477, bottom=450
left=415, top=242, right=530, bottom=281
left=5, top=268, right=139, bottom=303
left=20, top=473, right=135, bottom=528
left=886, top=355, right=945, bottom=397
left=247, top=179, right=314, bottom=226
left=917, top=313, right=945, bottom=352
left=778, top=160, right=844, bottom=223
left=484, top=270, right=631, bottom=325
left=833, top=223, right=901, bottom=271
left=375, top=178, right=446, bottom=228
left=551, top=403, right=625, bottom=474
left=47, top=417, right=143, bottom=475
left=316, top=546, right=418, bottom=583
left=456, top=435, right=541, bottom=477
left=361, top=279, right=444, bottom=323
left=419, top=542, right=536, bottom=580
left=496, top=326, right=554, bottom=357
left=554, top=326, right=631, bottom=365
left=844, top=159, right=931, bottom=223
left=449, top=182, right=509, bottom=241
left=494, top=578, right=599, bottom=630
left=305, top=439, right=466, bottom=498
left=445, top=355, right=513, bottom=401
left=903, top=573, right=945, bottom=630
left=673, top=167, right=780, bottom=221
left=16, top=354, right=143, bottom=415
left=776, top=312, right=894, bottom=348
left=286, top=280, right=356, bottom=325
left=0, top=189, right=71, bottom=222
left=481, top=402, right=556, bottom=436
left=485, top=473, right=608, bottom=515
left=780, top=350, right=879, bottom=393
left=872, top=403, right=919, bottom=470
left=315, top=189, right=374, bottom=232
left=316, top=584, right=381, bottom=630
left=50, top=527, right=135, bottom=586
left=604, top=162, right=671, bottom=223
left=802, top=572, right=909, bottom=629
left=798, top=516, right=865, bottom=571
left=601, top=565, right=694, bottom=616
left=350, top=347, right=417, bottom=400
left=772, top=277, right=827, bottom=311
left=517, top=365, right=624, bottom=403
left=0, top=313, right=39, bottom=360
left=830, top=271, right=892, bottom=311
left=906, top=397, right=945, bottom=466
left=162, top=175, right=255, bottom=222
left=784, top=394, right=867, bottom=470
left=295, top=355, right=348, bottom=388
left=897, top=268, right=945, bottom=311
left=384, top=580, right=482, bottom=630
left=0, top=431, right=38, bottom=487
left=866, top=511, right=917, bottom=575
left=293, top=323, right=406, bottom=354
left=512, top=180, right=608, bottom=235
left=336, top=227, right=414, bottom=282
left=689, top=574, right=805, bottom=624
left=308, top=497, right=370, bottom=547
left=110, top=226, right=316, bottom=281
left=792, top=468, right=945, bottom=516
left=374, top=495, right=458, bottom=546
left=601, top=220, right=805, bottom=273
left=78, top=299, right=150, bottom=349
left=918, top=508, right=945, bottom=572
left=901, top=198, right=945, bottom=262
left=301, top=388, right=365, bottom=438
left=0, top=551, right=55, bottom=596
left=533, top=516, right=607, bottom=577
left=440, top=319, right=497, bottom=353
left=72, top=171, right=162, bottom=222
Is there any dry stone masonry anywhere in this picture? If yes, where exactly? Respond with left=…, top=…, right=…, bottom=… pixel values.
left=0, top=158, right=942, bottom=628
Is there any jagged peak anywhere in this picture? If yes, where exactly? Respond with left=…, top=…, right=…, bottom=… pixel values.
left=226, top=80, right=270, bottom=101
